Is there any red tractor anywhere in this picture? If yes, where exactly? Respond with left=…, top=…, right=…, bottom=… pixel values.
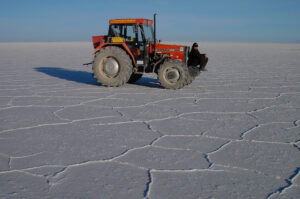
left=91, top=14, right=199, bottom=89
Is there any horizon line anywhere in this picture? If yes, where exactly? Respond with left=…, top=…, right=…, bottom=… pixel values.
left=0, top=40, right=300, bottom=45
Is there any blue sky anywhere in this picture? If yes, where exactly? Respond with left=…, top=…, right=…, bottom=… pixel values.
left=0, top=0, right=299, bottom=43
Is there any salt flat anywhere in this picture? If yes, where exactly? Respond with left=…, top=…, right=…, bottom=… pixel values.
left=0, top=42, right=299, bottom=199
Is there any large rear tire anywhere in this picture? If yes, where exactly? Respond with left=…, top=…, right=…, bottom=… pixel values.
left=158, top=60, right=188, bottom=89
left=92, top=46, right=132, bottom=87
left=128, top=73, right=143, bottom=83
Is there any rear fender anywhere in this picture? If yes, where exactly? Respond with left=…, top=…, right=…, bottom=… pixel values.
left=92, top=35, right=107, bottom=49
left=94, top=43, right=136, bottom=67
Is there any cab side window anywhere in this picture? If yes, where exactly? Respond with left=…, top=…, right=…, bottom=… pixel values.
left=110, top=25, right=123, bottom=37
left=126, top=25, right=136, bottom=41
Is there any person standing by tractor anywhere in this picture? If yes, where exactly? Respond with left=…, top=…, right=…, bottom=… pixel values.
left=188, top=42, right=208, bottom=71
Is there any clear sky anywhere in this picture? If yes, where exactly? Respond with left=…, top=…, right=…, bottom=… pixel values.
left=0, top=0, right=299, bottom=43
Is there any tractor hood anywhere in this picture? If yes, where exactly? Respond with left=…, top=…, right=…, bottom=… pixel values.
left=153, top=43, right=189, bottom=63
left=155, top=44, right=185, bottom=53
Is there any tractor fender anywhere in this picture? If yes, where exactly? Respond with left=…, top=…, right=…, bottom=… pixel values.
left=94, top=43, right=136, bottom=67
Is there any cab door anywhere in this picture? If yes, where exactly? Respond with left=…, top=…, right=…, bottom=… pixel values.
left=125, top=24, right=145, bottom=67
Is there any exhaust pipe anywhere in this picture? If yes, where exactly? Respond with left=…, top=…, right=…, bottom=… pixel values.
left=153, top=13, right=157, bottom=57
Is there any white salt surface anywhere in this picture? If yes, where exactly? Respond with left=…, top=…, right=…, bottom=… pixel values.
left=0, top=42, right=299, bottom=198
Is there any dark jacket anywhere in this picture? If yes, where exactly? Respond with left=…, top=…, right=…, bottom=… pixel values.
left=188, top=46, right=201, bottom=66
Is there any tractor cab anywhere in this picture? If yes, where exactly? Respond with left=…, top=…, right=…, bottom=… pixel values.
left=106, top=19, right=155, bottom=68
left=108, top=19, right=154, bottom=43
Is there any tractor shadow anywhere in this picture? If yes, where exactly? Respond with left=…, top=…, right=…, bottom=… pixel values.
left=35, top=67, right=98, bottom=85
left=35, top=67, right=161, bottom=88
left=133, top=76, right=161, bottom=88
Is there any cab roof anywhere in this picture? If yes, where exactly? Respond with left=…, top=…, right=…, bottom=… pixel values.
left=109, top=18, right=153, bottom=25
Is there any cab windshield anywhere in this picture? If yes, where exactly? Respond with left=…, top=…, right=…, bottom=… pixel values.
left=109, top=23, right=154, bottom=42
left=142, top=24, right=154, bottom=42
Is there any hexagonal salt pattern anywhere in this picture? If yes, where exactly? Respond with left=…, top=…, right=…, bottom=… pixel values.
left=0, top=42, right=299, bottom=198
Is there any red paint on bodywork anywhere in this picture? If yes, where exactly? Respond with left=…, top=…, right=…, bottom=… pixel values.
left=151, top=43, right=185, bottom=62
left=94, top=43, right=136, bottom=66
left=109, top=18, right=153, bottom=25
left=92, top=35, right=107, bottom=49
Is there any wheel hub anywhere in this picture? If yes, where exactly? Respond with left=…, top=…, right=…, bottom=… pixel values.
left=102, top=57, right=119, bottom=77
left=166, top=68, right=180, bottom=83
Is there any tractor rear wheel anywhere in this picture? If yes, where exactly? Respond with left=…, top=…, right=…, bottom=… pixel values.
left=128, top=73, right=143, bottom=83
left=158, top=60, right=188, bottom=89
left=93, top=46, right=132, bottom=87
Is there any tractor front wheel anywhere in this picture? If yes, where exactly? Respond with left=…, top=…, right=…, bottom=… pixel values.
left=186, top=66, right=199, bottom=85
left=158, top=60, right=188, bottom=89
left=93, top=46, right=132, bottom=87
